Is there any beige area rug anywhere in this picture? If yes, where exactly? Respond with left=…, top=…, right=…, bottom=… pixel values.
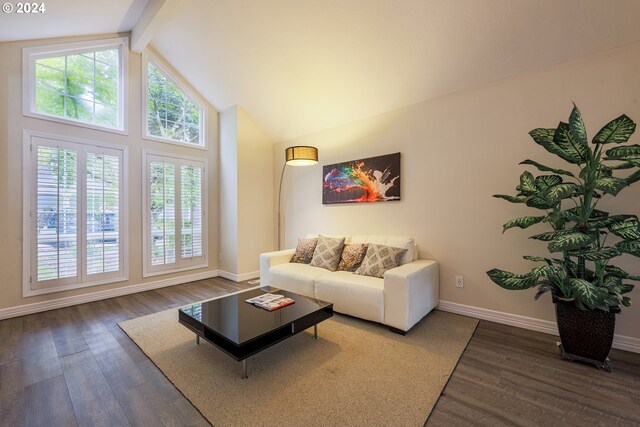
left=120, top=308, right=478, bottom=427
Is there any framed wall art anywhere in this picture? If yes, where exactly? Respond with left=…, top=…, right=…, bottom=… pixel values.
left=322, top=152, right=400, bottom=205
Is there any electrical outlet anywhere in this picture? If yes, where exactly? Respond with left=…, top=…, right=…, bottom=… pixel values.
left=456, top=276, right=464, bottom=288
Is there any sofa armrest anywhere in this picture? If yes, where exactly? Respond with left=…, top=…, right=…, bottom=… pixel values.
left=259, top=249, right=295, bottom=285
left=383, top=260, right=439, bottom=332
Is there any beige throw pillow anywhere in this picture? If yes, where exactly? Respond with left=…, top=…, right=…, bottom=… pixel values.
left=309, top=235, right=346, bottom=271
left=291, top=238, right=318, bottom=264
left=337, top=243, right=368, bottom=272
left=355, top=244, right=408, bottom=278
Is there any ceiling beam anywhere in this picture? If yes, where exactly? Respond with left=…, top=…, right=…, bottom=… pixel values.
left=130, top=0, right=177, bottom=53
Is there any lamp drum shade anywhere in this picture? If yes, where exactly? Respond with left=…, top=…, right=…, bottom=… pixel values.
left=285, top=146, right=318, bottom=166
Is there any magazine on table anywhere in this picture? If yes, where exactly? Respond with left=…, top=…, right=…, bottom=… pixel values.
left=245, top=293, right=295, bottom=311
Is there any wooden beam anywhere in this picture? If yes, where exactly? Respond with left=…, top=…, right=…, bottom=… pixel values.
left=130, top=0, right=176, bottom=53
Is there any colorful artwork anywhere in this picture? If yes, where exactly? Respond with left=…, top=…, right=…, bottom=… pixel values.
left=322, top=152, right=401, bottom=204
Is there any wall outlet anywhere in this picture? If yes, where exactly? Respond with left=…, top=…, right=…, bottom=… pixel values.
left=456, top=276, right=464, bottom=288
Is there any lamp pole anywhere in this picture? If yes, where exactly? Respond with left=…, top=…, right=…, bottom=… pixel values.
left=276, top=146, right=318, bottom=251
left=277, top=161, right=287, bottom=250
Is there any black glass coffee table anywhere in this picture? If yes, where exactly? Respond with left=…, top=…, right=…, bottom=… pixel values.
left=178, top=286, right=333, bottom=379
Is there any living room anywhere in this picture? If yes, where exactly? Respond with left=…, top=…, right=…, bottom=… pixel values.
left=1, top=1, right=639, bottom=426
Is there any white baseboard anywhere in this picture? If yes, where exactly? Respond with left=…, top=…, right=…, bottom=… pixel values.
left=217, top=270, right=260, bottom=282
left=437, top=300, right=640, bottom=354
left=0, top=270, right=220, bottom=321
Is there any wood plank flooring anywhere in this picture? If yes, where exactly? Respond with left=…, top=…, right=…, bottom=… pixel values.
left=0, top=277, right=638, bottom=426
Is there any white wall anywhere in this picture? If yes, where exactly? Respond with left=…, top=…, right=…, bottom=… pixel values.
left=219, top=107, right=239, bottom=273
left=274, top=42, right=640, bottom=340
left=219, top=105, right=274, bottom=277
left=0, top=34, right=220, bottom=312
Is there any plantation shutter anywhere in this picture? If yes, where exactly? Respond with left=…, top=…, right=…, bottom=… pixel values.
left=28, top=134, right=127, bottom=293
left=180, top=165, right=203, bottom=259
left=145, top=154, right=206, bottom=275
left=84, top=149, right=122, bottom=278
left=35, top=142, right=79, bottom=284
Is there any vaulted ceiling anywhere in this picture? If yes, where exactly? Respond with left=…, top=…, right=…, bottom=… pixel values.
left=2, top=0, right=640, bottom=141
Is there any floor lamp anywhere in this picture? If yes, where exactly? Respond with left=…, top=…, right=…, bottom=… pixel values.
left=278, top=146, right=319, bottom=250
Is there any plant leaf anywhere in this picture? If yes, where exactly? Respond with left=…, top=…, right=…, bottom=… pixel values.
left=616, top=239, right=640, bottom=257
left=622, top=297, right=632, bottom=307
left=530, top=230, right=576, bottom=241
left=569, top=104, right=588, bottom=146
left=608, top=220, right=640, bottom=240
left=525, top=194, right=555, bottom=210
left=518, top=171, right=537, bottom=195
left=604, top=144, right=640, bottom=160
left=502, top=216, right=546, bottom=233
left=553, top=122, right=589, bottom=164
left=534, top=283, right=555, bottom=300
left=531, top=127, right=581, bottom=164
left=523, top=255, right=553, bottom=265
left=548, top=232, right=595, bottom=252
left=487, top=269, right=539, bottom=290
left=541, top=183, right=578, bottom=204
left=593, top=176, right=628, bottom=196
left=587, top=214, right=637, bottom=229
left=493, top=194, right=527, bottom=203
left=519, top=159, right=576, bottom=177
left=568, top=246, right=621, bottom=261
left=627, top=169, right=640, bottom=186
left=593, top=114, right=636, bottom=144
left=604, top=265, right=640, bottom=281
left=620, top=284, right=635, bottom=294
left=529, top=128, right=555, bottom=145
left=534, top=175, right=563, bottom=191
left=565, top=278, right=608, bottom=310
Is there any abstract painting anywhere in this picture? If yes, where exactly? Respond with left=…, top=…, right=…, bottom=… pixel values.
left=322, top=152, right=401, bottom=204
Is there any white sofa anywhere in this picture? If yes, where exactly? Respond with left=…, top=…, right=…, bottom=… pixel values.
left=259, top=235, right=439, bottom=334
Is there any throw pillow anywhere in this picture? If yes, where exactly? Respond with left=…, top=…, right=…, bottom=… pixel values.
left=355, top=244, right=408, bottom=278
left=290, top=238, right=318, bottom=264
left=309, top=235, right=346, bottom=271
left=337, top=243, right=368, bottom=272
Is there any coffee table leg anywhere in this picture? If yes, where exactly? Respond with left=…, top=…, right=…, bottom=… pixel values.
left=314, top=324, right=318, bottom=340
left=195, top=334, right=200, bottom=345
left=242, top=359, right=247, bottom=379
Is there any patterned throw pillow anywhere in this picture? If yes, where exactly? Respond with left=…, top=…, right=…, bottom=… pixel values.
left=291, top=238, right=318, bottom=264
left=355, top=244, right=408, bottom=278
left=309, top=235, right=346, bottom=271
left=337, top=244, right=368, bottom=272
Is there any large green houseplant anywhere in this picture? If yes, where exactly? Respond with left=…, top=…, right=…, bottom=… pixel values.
left=487, top=105, right=640, bottom=371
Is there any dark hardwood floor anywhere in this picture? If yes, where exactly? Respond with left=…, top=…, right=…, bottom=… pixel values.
left=1, top=277, right=639, bottom=426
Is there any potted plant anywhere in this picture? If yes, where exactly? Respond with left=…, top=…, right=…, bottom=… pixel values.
left=487, top=105, right=640, bottom=372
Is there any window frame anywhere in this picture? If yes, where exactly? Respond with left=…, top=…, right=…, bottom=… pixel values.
left=141, top=50, right=207, bottom=150
left=22, top=37, right=129, bottom=135
left=22, top=130, right=129, bottom=297
left=142, top=150, right=208, bottom=277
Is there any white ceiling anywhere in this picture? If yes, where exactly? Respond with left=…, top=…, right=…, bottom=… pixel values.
left=2, top=0, right=640, bottom=141
left=0, top=0, right=149, bottom=41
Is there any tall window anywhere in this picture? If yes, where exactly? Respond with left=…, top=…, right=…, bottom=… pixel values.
left=143, top=53, right=205, bottom=147
left=143, top=152, right=207, bottom=276
left=24, top=131, right=128, bottom=296
left=23, top=38, right=127, bottom=133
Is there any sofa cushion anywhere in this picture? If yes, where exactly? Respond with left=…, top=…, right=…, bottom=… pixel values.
left=355, top=244, right=407, bottom=278
left=337, top=243, right=368, bottom=272
left=349, top=235, right=416, bottom=264
left=291, top=237, right=318, bottom=264
left=309, top=235, right=346, bottom=271
left=268, top=263, right=328, bottom=298
left=314, top=271, right=384, bottom=323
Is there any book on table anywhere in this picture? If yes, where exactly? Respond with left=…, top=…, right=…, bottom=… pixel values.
left=245, top=293, right=295, bottom=311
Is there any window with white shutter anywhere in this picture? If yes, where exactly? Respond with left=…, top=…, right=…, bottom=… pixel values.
left=143, top=152, right=207, bottom=276
left=24, top=131, right=128, bottom=296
